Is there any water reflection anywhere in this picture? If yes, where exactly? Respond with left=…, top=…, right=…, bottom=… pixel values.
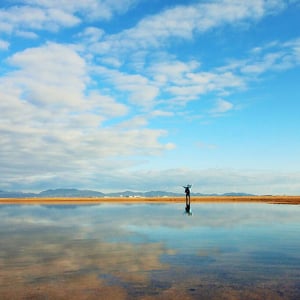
left=184, top=203, right=192, bottom=216
left=0, top=203, right=299, bottom=299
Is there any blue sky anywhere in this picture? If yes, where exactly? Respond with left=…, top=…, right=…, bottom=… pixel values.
left=0, top=0, right=300, bottom=194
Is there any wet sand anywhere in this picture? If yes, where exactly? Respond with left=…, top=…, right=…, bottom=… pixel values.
left=1, top=195, right=300, bottom=204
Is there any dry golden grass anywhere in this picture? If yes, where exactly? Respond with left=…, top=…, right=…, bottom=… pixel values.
left=0, top=195, right=300, bottom=204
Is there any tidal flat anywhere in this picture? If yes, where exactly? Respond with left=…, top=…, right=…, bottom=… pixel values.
left=0, top=200, right=299, bottom=299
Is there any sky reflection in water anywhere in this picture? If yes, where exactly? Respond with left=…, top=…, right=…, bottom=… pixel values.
left=0, top=203, right=299, bottom=299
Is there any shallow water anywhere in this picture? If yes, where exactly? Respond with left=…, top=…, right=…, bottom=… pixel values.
left=0, top=203, right=299, bottom=299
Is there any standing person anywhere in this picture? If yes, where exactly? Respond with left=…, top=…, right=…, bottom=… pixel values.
left=183, top=185, right=191, bottom=213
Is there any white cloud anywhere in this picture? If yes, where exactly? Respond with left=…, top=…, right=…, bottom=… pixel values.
left=15, top=30, right=39, bottom=39
left=210, top=99, right=234, bottom=115
left=6, top=42, right=88, bottom=108
left=149, top=60, right=200, bottom=85
left=282, top=37, right=300, bottom=65
left=93, top=66, right=159, bottom=108
left=162, top=69, right=244, bottom=105
left=63, top=168, right=300, bottom=195
left=0, top=5, right=80, bottom=34
left=0, top=0, right=138, bottom=36
left=150, top=110, right=174, bottom=118
left=0, top=0, right=299, bottom=193
left=77, top=27, right=105, bottom=43
left=87, top=91, right=128, bottom=118
left=222, top=38, right=300, bottom=76
left=242, top=52, right=288, bottom=74
left=19, top=0, right=137, bottom=20
left=0, top=42, right=175, bottom=190
left=76, top=30, right=294, bottom=122
left=73, top=3, right=298, bottom=110
left=90, top=0, right=287, bottom=57
left=0, top=0, right=291, bottom=46
left=0, top=39, right=9, bottom=50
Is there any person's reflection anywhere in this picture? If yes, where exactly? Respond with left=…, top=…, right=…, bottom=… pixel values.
left=185, top=205, right=192, bottom=215
left=183, top=185, right=192, bottom=215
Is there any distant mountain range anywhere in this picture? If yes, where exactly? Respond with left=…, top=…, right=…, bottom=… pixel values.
left=0, top=188, right=254, bottom=198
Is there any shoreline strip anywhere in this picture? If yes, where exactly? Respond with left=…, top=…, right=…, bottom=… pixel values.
left=0, top=196, right=300, bottom=205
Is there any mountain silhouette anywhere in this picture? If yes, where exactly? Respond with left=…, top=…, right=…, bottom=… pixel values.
left=0, top=188, right=254, bottom=198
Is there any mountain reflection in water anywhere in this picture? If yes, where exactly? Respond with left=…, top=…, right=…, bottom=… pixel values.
left=0, top=203, right=299, bottom=299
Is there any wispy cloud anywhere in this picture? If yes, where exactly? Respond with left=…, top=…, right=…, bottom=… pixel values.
left=210, top=99, right=234, bottom=115
left=221, top=38, right=300, bottom=75
left=91, top=0, right=287, bottom=55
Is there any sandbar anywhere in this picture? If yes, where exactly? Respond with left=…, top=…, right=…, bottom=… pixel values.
left=0, top=195, right=300, bottom=204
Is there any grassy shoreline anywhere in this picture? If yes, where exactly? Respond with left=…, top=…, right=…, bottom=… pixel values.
left=1, top=195, right=300, bottom=204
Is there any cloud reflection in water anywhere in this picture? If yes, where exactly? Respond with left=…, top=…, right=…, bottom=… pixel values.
left=0, top=203, right=299, bottom=299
